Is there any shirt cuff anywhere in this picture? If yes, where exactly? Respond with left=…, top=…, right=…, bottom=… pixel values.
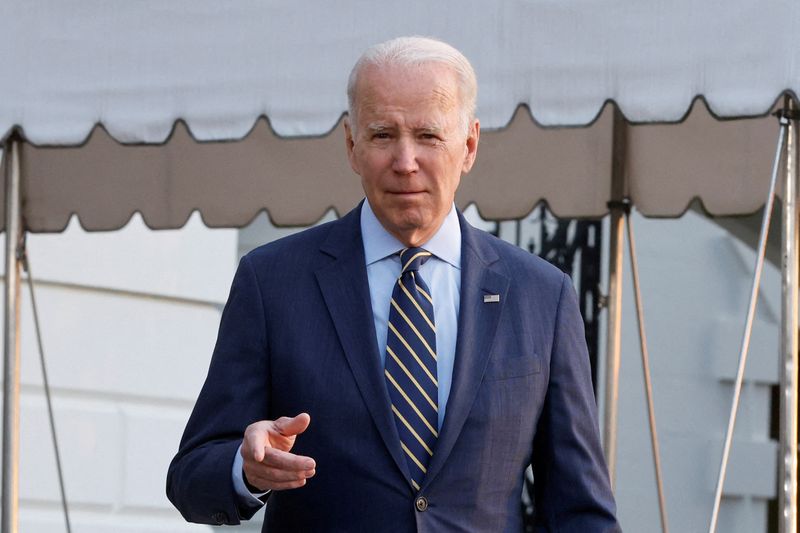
left=232, top=443, right=269, bottom=505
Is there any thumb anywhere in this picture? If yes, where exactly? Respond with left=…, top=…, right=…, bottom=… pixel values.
left=274, top=412, right=311, bottom=437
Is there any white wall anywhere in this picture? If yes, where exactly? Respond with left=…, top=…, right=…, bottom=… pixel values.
left=4, top=212, right=238, bottom=533
left=612, top=210, right=778, bottom=533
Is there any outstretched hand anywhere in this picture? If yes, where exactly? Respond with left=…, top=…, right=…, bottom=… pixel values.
left=241, top=413, right=316, bottom=492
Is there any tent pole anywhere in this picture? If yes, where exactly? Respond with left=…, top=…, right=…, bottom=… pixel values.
left=625, top=211, right=669, bottom=532
left=602, top=108, right=628, bottom=486
left=707, top=106, right=786, bottom=533
left=779, top=96, right=799, bottom=533
left=1, top=138, right=22, bottom=533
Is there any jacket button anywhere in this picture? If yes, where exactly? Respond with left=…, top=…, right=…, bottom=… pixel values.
left=211, top=511, right=228, bottom=525
left=415, top=496, right=428, bottom=512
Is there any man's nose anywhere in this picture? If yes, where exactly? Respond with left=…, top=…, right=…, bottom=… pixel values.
left=391, top=138, right=419, bottom=175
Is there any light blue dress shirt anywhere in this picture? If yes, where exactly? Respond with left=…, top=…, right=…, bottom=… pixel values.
left=233, top=200, right=462, bottom=502
left=360, top=199, right=461, bottom=430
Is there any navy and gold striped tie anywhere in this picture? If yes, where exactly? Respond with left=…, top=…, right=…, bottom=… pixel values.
left=384, top=247, right=438, bottom=491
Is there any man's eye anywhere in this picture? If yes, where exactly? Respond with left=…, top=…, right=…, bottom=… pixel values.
left=420, top=133, right=440, bottom=141
left=373, top=132, right=391, bottom=139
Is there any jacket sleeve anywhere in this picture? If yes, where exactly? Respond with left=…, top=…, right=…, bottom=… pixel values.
left=166, top=254, right=270, bottom=525
left=531, top=273, right=621, bottom=532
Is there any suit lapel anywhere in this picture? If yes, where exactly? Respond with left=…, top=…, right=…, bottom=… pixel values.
left=314, top=205, right=410, bottom=483
left=422, top=214, right=510, bottom=489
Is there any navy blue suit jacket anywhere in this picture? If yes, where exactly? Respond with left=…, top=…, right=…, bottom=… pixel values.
left=167, top=204, right=619, bottom=532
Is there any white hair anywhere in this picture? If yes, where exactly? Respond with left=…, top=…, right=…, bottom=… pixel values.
left=346, top=36, right=477, bottom=136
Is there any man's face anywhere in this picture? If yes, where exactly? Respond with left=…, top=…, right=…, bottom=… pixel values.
left=345, top=62, right=479, bottom=247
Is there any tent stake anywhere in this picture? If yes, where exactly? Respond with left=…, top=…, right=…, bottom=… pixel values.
left=2, top=138, right=22, bottom=533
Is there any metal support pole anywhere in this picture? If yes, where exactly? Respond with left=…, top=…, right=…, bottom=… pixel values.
left=602, top=109, right=628, bottom=486
left=779, top=96, right=799, bottom=533
left=2, top=138, right=22, bottom=533
left=707, top=106, right=787, bottom=533
left=625, top=213, right=669, bottom=533
left=603, top=208, right=623, bottom=484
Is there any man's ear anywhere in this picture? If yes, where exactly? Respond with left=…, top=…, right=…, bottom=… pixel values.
left=461, top=119, right=480, bottom=174
left=344, top=117, right=360, bottom=175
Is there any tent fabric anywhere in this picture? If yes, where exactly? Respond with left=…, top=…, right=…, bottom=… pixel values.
left=0, top=1, right=797, bottom=230
left=5, top=103, right=779, bottom=232
left=3, top=1, right=797, bottom=143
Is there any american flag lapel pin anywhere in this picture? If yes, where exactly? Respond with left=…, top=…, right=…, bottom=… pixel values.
left=483, top=294, right=500, bottom=303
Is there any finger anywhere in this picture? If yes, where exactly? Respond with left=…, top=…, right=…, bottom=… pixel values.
left=246, top=465, right=316, bottom=484
left=265, top=478, right=309, bottom=491
left=242, top=422, right=272, bottom=462
left=244, top=465, right=314, bottom=492
left=262, top=447, right=316, bottom=471
left=273, top=413, right=311, bottom=437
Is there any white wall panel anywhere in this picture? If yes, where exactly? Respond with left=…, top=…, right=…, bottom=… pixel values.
left=615, top=210, right=779, bottom=533
left=20, top=508, right=213, bottom=533
left=14, top=284, right=220, bottom=402
left=121, top=405, right=196, bottom=510
left=18, top=395, right=120, bottom=506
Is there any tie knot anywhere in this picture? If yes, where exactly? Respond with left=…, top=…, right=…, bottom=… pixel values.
left=399, top=247, right=432, bottom=274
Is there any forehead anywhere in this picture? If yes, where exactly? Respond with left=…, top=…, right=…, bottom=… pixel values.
left=354, top=63, right=460, bottom=121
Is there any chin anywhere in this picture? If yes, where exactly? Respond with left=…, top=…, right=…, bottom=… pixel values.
left=372, top=200, right=440, bottom=241
left=391, top=209, right=430, bottom=231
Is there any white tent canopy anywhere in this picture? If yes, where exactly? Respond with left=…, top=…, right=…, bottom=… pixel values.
left=1, top=0, right=797, bottom=230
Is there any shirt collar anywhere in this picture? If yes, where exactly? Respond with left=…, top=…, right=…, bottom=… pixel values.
left=360, top=198, right=461, bottom=269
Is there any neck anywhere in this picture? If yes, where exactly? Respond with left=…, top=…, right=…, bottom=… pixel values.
left=388, top=214, right=451, bottom=247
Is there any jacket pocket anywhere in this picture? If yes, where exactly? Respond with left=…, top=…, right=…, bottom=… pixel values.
left=485, top=354, right=541, bottom=380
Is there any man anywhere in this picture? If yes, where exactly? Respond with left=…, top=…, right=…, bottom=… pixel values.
left=167, top=36, right=620, bottom=532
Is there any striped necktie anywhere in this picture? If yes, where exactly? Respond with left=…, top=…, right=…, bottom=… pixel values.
left=384, top=247, right=438, bottom=491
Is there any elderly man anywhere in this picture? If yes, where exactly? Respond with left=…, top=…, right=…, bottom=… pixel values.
left=167, top=36, right=620, bottom=532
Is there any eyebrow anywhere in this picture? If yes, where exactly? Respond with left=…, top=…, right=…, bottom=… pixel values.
left=366, top=122, right=393, bottom=133
left=365, top=122, right=446, bottom=134
left=415, top=123, right=445, bottom=134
